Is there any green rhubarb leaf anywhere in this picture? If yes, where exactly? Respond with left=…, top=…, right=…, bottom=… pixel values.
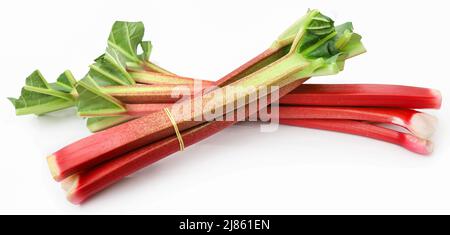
left=50, top=70, right=78, bottom=93
left=306, top=22, right=360, bottom=59
left=85, top=21, right=157, bottom=87
left=306, top=13, right=363, bottom=60
left=298, top=13, right=340, bottom=59
left=76, top=21, right=163, bottom=117
left=108, top=21, right=145, bottom=63
left=26, top=70, right=50, bottom=88
left=87, top=53, right=135, bottom=86
left=274, top=10, right=316, bottom=48
left=276, top=10, right=336, bottom=53
left=107, top=21, right=174, bottom=75
left=311, top=54, right=345, bottom=77
left=8, top=70, right=76, bottom=116
left=339, top=33, right=365, bottom=59
left=107, top=21, right=153, bottom=65
left=76, top=80, right=126, bottom=117
left=313, top=22, right=365, bottom=63
left=317, top=22, right=365, bottom=63
left=80, top=74, right=100, bottom=88
left=308, top=22, right=364, bottom=77
left=140, top=41, right=152, bottom=61
left=283, top=10, right=365, bottom=79
left=57, top=70, right=77, bottom=90
left=335, top=23, right=354, bottom=49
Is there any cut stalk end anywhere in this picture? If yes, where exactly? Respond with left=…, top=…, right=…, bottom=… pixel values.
left=47, top=155, right=62, bottom=181
left=431, top=89, right=442, bottom=109
left=61, top=175, right=79, bottom=192
left=64, top=176, right=82, bottom=205
left=403, top=134, right=434, bottom=156
left=409, top=113, right=438, bottom=139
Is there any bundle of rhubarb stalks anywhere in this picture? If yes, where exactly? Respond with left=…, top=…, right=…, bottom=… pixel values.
left=9, top=10, right=441, bottom=204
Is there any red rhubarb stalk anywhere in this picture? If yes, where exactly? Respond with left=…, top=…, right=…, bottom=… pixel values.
left=49, top=77, right=308, bottom=181
left=280, top=119, right=434, bottom=155
left=62, top=79, right=307, bottom=204
left=63, top=104, right=436, bottom=204
left=63, top=121, right=233, bottom=204
left=121, top=104, right=437, bottom=139
left=124, top=103, right=172, bottom=116
left=103, top=84, right=442, bottom=110
left=50, top=43, right=290, bottom=181
left=47, top=110, right=202, bottom=181
left=48, top=11, right=365, bottom=182
left=280, top=84, right=442, bottom=109
left=50, top=54, right=288, bottom=180
left=276, top=106, right=437, bottom=139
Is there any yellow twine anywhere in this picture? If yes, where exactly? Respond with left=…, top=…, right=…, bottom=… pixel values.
left=163, top=108, right=185, bottom=151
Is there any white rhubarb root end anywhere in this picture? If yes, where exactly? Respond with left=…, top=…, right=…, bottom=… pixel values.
left=431, top=89, right=442, bottom=109
left=409, top=113, right=438, bottom=139
left=47, top=155, right=61, bottom=182
left=403, top=134, right=434, bottom=155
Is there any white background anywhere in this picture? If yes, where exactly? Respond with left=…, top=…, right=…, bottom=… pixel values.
left=0, top=0, right=449, bottom=215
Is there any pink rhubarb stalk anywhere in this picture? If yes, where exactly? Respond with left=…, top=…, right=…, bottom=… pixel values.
left=48, top=11, right=366, bottom=184
left=276, top=106, right=437, bottom=139
left=62, top=79, right=306, bottom=204
left=47, top=111, right=201, bottom=181
left=63, top=105, right=436, bottom=204
left=48, top=58, right=308, bottom=181
left=62, top=121, right=233, bottom=204
left=280, top=84, right=442, bottom=109
left=116, top=105, right=438, bottom=139
left=280, top=119, right=434, bottom=155
left=103, top=84, right=442, bottom=110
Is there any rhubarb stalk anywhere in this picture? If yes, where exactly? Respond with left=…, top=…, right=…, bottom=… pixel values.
left=64, top=103, right=437, bottom=203
left=63, top=121, right=233, bottom=204
left=276, top=106, right=437, bottom=139
left=65, top=114, right=435, bottom=204
left=280, top=119, right=434, bottom=155
left=280, top=84, right=442, bottom=109
left=84, top=83, right=441, bottom=132
left=62, top=79, right=308, bottom=204
left=94, top=104, right=437, bottom=139
left=99, top=83, right=442, bottom=109
left=48, top=10, right=365, bottom=181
